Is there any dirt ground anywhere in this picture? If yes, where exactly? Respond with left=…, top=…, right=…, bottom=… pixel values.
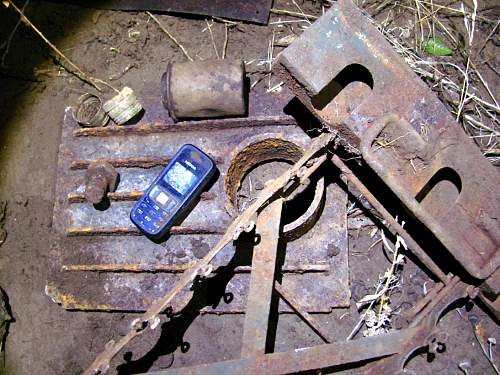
left=0, top=1, right=499, bottom=374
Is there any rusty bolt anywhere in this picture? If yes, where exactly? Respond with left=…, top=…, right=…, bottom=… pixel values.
left=84, top=161, right=119, bottom=205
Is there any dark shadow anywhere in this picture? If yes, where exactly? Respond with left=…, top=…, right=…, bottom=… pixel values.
left=0, top=287, right=14, bottom=352
left=92, top=198, right=110, bottom=211
left=121, top=107, right=145, bottom=126
left=311, top=64, right=374, bottom=110
left=283, top=97, right=323, bottom=137
left=116, top=237, right=255, bottom=374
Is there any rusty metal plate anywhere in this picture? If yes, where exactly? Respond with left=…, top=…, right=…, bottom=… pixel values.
left=278, top=0, right=500, bottom=281
left=44, top=0, right=273, bottom=24
left=46, top=84, right=349, bottom=313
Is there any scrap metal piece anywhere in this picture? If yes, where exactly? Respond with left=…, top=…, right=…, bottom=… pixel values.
left=72, top=93, right=109, bottom=128
left=84, top=161, right=119, bottom=205
left=81, top=133, right=336, bottom=375
left=330, top=154, right=447, bottom=283
left=51, top=102, right=349, bottom=313
left=103, top=87, right=142, bottom=125
left=241, top=198, right=283, bottom=357
left=278, top=0, right=500, bottom=281
left=161, top=60, right=247, bottom=121
left=144, top=327, right=422, bottom=375
left=44, top=0, right=273, bottom=24
left=362, top=277, right=470, bottom=374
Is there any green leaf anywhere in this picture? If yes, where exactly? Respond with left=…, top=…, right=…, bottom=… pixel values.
left=422, top=37, right=453, bottom=56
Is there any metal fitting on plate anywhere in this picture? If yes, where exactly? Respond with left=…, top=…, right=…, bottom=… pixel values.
left=72, top=93, right=109, bottom=127
left=84, top=161, right=119, bottom=205
left=161, top=60, right=248, bottom=121
left=103, top=86, right=143, bottom=125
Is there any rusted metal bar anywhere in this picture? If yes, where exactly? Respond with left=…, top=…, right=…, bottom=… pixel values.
left=145, top=327, right=421, bottom=375
left=82, top=133, right=333, bottom=375
left=61, top=263, right=329, bottom=273
left=67, top=191, right=216, bottom=203
left=275, top=282, right=330, bottom=343
left=73, top=116, right=296, bottom=138
left=330, top=154, right=448, bottom=283
left=70, top=156, right=223, bottom=170
left=241, top=198, right=283, bottom=357
left=66, top=226, right=225, bottom=236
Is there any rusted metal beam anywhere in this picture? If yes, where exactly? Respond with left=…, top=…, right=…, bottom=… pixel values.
left=70, top=156, right=222, bottom=170
left=275, top=282, right=331, bottom=343
left=67, top=191, right=216, bottom=203
left=145, top=327, right=421, bottom=375
left=61, top=263, right=329, bottom=274
left=362, top=277, right=470, bottom=374
left=73, top=116, right=296, bottom=138
left=66, top=226, right=225, bottom=236
left=241, top=198, right=283, bottom=357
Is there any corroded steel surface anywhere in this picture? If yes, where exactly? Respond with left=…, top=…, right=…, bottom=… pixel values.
left=278, top=0, right=500, bottom=281
left=48, top=84, right=350, bottom=313
left=241, top=198, right=283, bottom=357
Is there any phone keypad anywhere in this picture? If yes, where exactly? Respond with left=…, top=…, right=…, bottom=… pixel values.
left=132, top=198, right=178, bottom=234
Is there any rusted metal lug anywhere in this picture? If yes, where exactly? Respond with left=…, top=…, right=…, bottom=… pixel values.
left=161, top=60, right=248, bottom=121
left=84, top=161, right=119, bottom=205
left=72, top=93, right=109, bottom=128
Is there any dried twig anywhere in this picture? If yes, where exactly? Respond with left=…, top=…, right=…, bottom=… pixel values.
left=270, top=8, right=318, bottom=21
left=147, top=11, right=193, bottom=62
left=205, top=19, right=220, bottom=59
left=3, top=0, right=118, bottom=92
left=1, top=0, right=29, bottom=68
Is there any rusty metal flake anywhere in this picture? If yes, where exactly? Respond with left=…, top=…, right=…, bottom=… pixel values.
left=144, top=327, right=421, bottom=375
left=241, top=198, right=283, bottom=357
left=49, top=83, right=350, bottom=313
left=278, top=0, right=500, bottom=281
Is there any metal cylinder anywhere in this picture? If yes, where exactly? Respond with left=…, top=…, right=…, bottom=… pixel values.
left=72, top=93, right=109, bottom=127
left=161, top=60, right=248, bottom=121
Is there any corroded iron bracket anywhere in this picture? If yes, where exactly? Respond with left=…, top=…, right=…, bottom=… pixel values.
left=278, top=0, right=499, bottom=283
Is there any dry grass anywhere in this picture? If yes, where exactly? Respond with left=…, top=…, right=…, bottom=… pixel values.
left=359, top=0, right=499, bottom=164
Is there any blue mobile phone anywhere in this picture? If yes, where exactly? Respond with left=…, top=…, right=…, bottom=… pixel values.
left=130, top=144, right=216, bottom=239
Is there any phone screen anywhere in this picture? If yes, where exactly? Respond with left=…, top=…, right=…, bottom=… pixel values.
left=163, top=162, right=197, bottom=195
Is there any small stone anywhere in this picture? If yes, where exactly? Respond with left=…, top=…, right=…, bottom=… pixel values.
left=326, top=243, right=340, bottom=257
left=174, top=249, right=186, bottom=258
left=14, top=194, right=28, bottom=206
